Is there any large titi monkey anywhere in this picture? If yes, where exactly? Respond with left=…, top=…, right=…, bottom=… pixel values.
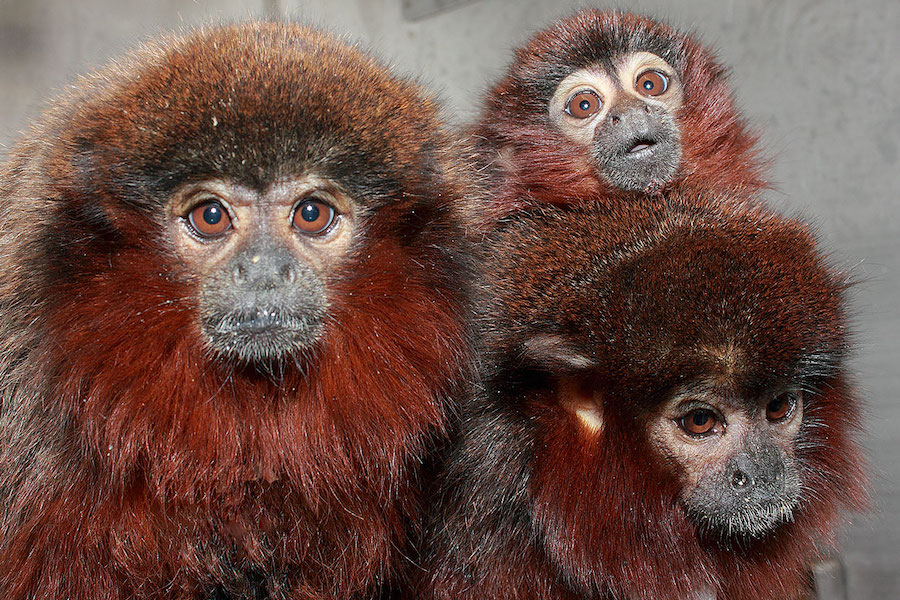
left=418, top=192, right=866, bottom=600
left=0, top=22, right=472, bottom=600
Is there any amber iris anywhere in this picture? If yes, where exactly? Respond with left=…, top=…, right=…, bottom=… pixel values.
left=293, top=199, right=336, bottom=235
left=565, top=89, right=602, bottom=119
left=188, top=201, right=232, bottom=237
left=635, top=70, right=669, bottom=97
left=680, top=409, right=717, bottom=435
left=766, top=392, right=799, bottom=422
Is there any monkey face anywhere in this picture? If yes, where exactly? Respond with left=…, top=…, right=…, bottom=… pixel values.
left=549, top=52, right=684, bottom=192
left=168, top=177, right=355, bottom=364
left=648, top=382, right=805, bottom=538
left=34, top=23, right=468, bottom=372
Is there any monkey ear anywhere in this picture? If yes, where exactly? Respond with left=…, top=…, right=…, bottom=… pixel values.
left=557, top=375, right=604, bottom=434
left=521, top=333, right=595, bottom=372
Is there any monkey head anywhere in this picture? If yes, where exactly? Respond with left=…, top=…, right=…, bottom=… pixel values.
left=587, top=205, right=857, bottom=544
left=476, top=11, right=764, bottom=209
left=549, top=49, right=683, bottom=192
left=27, top=23, right=472, bottom=372
left=548, top=200, right=861, bottom=534
left=470, top=195, right=866, bottom=599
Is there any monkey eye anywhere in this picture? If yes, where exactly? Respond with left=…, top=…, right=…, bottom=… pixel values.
left=565, top=89, right=603, bottom=119
left=635, top=70, right=669, bottom=97
left=187, top=200, right=232, bottom=237
left=767, top=391, right=801, bottom=422
left=678, top=409, right=719, bottom=437
left=293, top=198, right=336, bottom=235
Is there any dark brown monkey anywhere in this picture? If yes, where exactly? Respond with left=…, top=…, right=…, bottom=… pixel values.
left=474, top=10, right=766, bottom=216
left=0, top=22, right=472, bottom=600
left=416, top=193, right=866, bottom=600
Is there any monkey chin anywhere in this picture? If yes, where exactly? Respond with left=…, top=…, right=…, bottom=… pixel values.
left=684, top=493, right=801, bottom=543
left=200, top=308, right=326, bottom=365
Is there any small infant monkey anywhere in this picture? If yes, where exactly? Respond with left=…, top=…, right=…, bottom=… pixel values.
left=0, top=22, right=472, bottom=600
left=474, top=10, right=766, bottom=213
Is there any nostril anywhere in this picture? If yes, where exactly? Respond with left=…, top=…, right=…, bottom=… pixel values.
left=611, top=114, right=621, bottom=125
left=233, top=263, right=246, bottom=285
left=731, top=469, right=752, bottom=491
left=279, top=263, right=296, bottom=284
left=644, top=104, right=651, bottom=113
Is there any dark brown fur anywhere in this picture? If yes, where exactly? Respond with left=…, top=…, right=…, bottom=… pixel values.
left=416, top=191, right=866, bottom=600
left=0, top=23, right=471, bottom=599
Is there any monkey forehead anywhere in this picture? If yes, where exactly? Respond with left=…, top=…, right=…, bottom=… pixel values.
left=483, top=198, right=848, bottom=387
left=503, top=11, right=691, bottom=105
left=600, top=210, right=848, bottom=380
left=51, top=22, right=448, bottom=202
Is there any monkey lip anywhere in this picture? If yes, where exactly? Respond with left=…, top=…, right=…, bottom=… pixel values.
left=220, top=311, right=317, bottom=339
left=627, top=139, right=656, bottom=155
left=203, top=308, right=325, bottom=363
left=234, top=311, right=294, bottom=333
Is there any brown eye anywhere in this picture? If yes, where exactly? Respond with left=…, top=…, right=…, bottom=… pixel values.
left=679, top=409, right=718, bottom=436
left=293, top=199, right=336, bottom=235
left=188, top=201, right=231, bottom=237
left=635, top=70, right=669, bottom=97
left=565, top=89, right=602, bottom=119
left=767, top=391, right=800, bottom=422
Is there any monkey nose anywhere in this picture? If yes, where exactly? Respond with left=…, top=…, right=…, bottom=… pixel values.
left=231, top=251, right=298, bottom=291
left=730, top=469, right=752, bottom=490
left=726, top=455, right=759, bottom=494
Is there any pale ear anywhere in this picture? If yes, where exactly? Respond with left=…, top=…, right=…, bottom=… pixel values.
left=521, top=333, right=595, bottom=372
left=557, top=376, right=604, bottom=434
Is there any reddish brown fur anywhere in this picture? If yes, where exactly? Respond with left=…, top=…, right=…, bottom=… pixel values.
left=413, top=10, right=863, bottom=600
left=416, top=193, right=866, bottom=600
left=473, top=10, right=766, bottom=219
left=0, top=23, right=471, bottom=599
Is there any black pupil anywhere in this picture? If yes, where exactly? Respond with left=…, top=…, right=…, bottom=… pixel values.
left=769, top=399, right=785, bottom=414
left=643, top=79, right=654, bottom=90
left=692, top=411, right=710, bottom=427
left=301, top=203, right=321, bottom=223
left=579, top=98, right=591, bottom=111
left=203, top=204, right=222, bottom=225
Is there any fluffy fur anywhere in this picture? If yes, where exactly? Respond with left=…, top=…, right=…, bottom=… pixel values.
left=473, top=10, right=766, bottom=218
left=0, top=23, right=471, bottom=599
left=409, top=12, right=863, bottom=599
left=417, top=191, right=866, bottom=600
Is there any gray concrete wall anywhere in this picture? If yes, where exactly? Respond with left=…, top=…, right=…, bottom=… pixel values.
left=1, top=0, right=897, bottom=597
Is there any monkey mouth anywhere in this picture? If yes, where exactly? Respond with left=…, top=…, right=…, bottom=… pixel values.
left=606, top=133, right=671, bottom=164
left=627, top=139, right=656, bottom=155
left=688, top=498, right=799, bottom=541
left=684, top=468, right=802, bottom=541
left=232, top=310, right=297, bottom=333
left=202, top=307, right=324, bottom=363
left=595, top=133, right=680, bottom=193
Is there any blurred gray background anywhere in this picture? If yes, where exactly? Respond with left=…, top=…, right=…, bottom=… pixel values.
left=0, top=0, right=897, bottom=596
